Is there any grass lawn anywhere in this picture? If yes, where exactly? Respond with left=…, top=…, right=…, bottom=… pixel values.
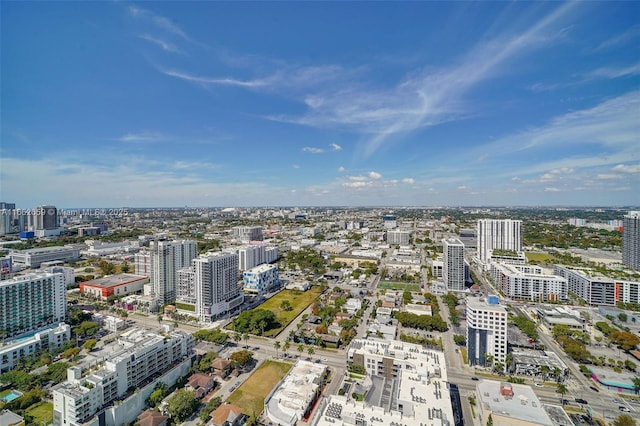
left=257, top=287, right=323, bottom=337
left=525, top=252, right=556, bottom=264
left=175, top=302, right=196, bottom=312
left=378, top=281, right=421, bottom=292
left=27, top=402, right=53, bottom=425
left=460, top=347, right=468, bottom=364
left=227, top=360, right=292, bottom=418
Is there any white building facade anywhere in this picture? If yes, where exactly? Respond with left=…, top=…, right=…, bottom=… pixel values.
left=491, top=263, right=568, bottom=302
left=623, top=211, right=640, bottom=271
left=466, top=297, right=508, bottom=367
left=477, top=219, right=522, bottom=266
left=0, top=272, right=66, bottom=338
left=386, top=230, right=410, bottom=246
left=148, top=240, right=197, bottom=305
left=1, top=323, right=71, bottom=373
left=242, top=264, right=279, bottom=294
left=443, top=238, right=465, bottom=291
left=194, top=253, right=244, bottom=322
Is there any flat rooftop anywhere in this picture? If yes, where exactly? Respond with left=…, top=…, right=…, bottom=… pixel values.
left=82, top=273, right=148, bottom=288
left=477, top=380, right=553, bottom=425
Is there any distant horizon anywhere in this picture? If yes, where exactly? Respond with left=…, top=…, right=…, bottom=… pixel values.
left=2, top=2, right=638, bottom=206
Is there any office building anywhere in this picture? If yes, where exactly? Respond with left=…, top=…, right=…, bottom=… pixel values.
left=10, top=245, right=80, bottom=268
left=443, top=238, right=465, bottom=291
left=477, top=219, right=522, bottom=266
left=194, top=253, right=244, bottom=322
left=232, top=226, right=263, bottom=242
left=490, top=264, right=567, bottom=302
left=386, top=229, right=410, bottom=246
left=476, top=380, right=553, bottom=426
left=149, top=240, right=197, bottom=305
left=466, top=296, right=507, bottom=367
left=0, top=272, right=66, bottom=338
left=34, top=205, right=58, bottom=230
left=53, top=328, right=193, bottom=426
left=134, top=252, right=150, bottom=276
left=382, top=214, right=397, bottom=229
left=623, top=211, right=640, bottom=271
left=0, top=323, right=70, bottom=373
left=243, top=263, right=279, bottom=294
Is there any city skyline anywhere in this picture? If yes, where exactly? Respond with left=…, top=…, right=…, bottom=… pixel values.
left=2, top=2, right=639, bottom=207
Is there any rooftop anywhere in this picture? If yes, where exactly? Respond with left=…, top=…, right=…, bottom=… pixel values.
left=477, top=380, right=553, bottom=425
left=82, top=273, right=148, bottom=288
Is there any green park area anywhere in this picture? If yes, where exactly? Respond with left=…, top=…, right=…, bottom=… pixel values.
left=525, top=252, right=556, bottom=264
left=378, top=281, right=421, bottom=292
left=258, top=287, right=322, bottom=337
left=26, top=402, right=53, bottom=425
left=227, top=360, right=292, bottom=419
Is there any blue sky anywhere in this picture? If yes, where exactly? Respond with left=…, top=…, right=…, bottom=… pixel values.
left=1, top=2, right=639, bottom=208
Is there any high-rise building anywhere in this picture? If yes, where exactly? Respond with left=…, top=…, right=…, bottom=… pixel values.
left=149, top=240, right=197, bottom=305
left=134, top=252, right=150, bottom=276
left=382, top=214, right=397, bottom=229
left=477, top=219, right=522, bottom=266
left=232, top=226, right=263, bottom=242
left=35, top=205, right=58, bottom=230
left=623, top=211, right=640, bottom=271
left=386, top=229, right=410, bottom=245
left=0, top=272, right=67, bottom=338
left=466, top=296, right=507, bottom=367
left=193, top=253, right=243, bottom=322
left=443, top=238, right=465, bottom=291
left=491, top=264, right=567, bottom=302
left=0, top=203, right=15, bottom=235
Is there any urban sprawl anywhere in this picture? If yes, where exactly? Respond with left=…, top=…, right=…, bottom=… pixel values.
left=0, top=204, right=639, bottom=426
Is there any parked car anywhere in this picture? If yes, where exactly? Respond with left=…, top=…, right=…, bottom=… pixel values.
left=619, top=406, right=630, bottom=412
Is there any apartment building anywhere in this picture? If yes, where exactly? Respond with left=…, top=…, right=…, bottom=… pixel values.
left=477, top=219, right=522, bottom=266
left=623, top=211, right=640, bottom=271
left=386, top=229, right=410, bottom=246
left=466, top=296, right=508, bottom=367
left=148, top=240, right=197, bottom=305
left=0, top=323, right=70, bottom=373
left=0, top=272, right=66, bottom=338
left=242, top=263, right=279, bottom=294
left=443, top=238, right=465, bottom=291
left=490, top=263, right=567, bottom=302
left=53, top=328, right=193, bottom=426
left=194, top=253, right=244, bottom=322
left=232, top=226, right=263, bottom=242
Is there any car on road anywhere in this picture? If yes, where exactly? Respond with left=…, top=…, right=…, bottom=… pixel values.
left=471, top=377, right=479, bottom=381
left=534, top=383, right=543, bottom=387
left=575, top=398, right=588, bottom=404
left=613, top=398, right=623, bottom=403
left=589, top=386, right=599, bottom=393
left=619, top=406, right=630, bottom=412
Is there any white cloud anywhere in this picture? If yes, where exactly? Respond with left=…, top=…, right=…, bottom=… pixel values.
left=343, top=181, right=369, bottom=188
left=544, top=187, right=561, bottom=192
left=128, top=6, right=191, bottom=41
left=138, top=35, right=183, bottom=54
left=368, top=171, right=382, bottom=180
left=172, top=161, right=218, bottom=170
left=348, top=176, right=368, bottom=181
left=402, top=178, right=415, bottom=184
left=330, top=143, right=342, bottom=151
left=597, top=174, right=622, bottom=180
left=593, top=25, right=640, bottom=52
left=302, top=147, right=324, bottom=154
left=112, top=132, right=165, bottom=143
left=457, top=185, right=467, bottom=190
left=612, top=163, right=640, bottom=174
left=292, top=164, right=300, bottom=169
left=586, top=63, right=640, bottom=80
left=337, top=166, right=346, bottom=173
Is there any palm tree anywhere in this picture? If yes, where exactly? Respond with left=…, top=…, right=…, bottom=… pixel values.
left=632, top=377, right=640, bottom=395
left=233, top=332, right=242, bottom=346
left=297, top=343, right=305, bottom=355
left=289, top=330, right=296, bottom=342
left=283, top=341, right=290, bottom=357
left=556, top=383, right=568, bottom=404
left=308, top=346, right=315, bottom=357
left=552, top=367, right=562, bottom=382
left=540, top=365, right=550, bottom=382
left=273, top=341, right=281, bottom=358
left=243, top=332, right=249, bottom=349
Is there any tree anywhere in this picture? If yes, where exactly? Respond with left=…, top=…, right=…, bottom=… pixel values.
left=243, top=332, right=250, bottom=349
left=453, top=334, right=466, bottom=346
left=166, top=390, right=199, bottom=423
left=199, top=396, right=222, bottom=422
left=610, top=331, right=640, bottom=351
left=83, top=339, right=97, bottom=352
left=147, top=382, right=168, bottom=407
left=307, top=346, right=315, bottom=357
left=556, top=383, right=567, bottom=404
left=486, top=414, right=494, bottom=426
left=233, top=332, right=241, bottom=346
left=120, top=261, right=131, bottom=273
left=633, top=377, right=640, bottom=395
left=612, top=414, right=636, bottom=426
left=280, top=300, right=293, bottom=311
left=230, top=350, right=254, bottom=369
left=283, top=341, right=290, bottom=357
left=98, top=260, right=116, bottom=275
left=273, top=341, right=281, bottom=358
left=297, top=343, right=305, bottom=354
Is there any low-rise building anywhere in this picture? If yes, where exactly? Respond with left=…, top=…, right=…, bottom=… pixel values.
left=79, top=273, right=149, bottom=300
left=491, top=263, right=567, bottom=302
left=509, top=349, right=568, bottom=381
left=264, top=360, right=327, bottom=426
left=476, top=380, right=553, bottom=426
left=0, top=324, right=70, bottom=373
left=536, top=306, right=585, bottom=332
left=10, top=245, right=79, bottom=268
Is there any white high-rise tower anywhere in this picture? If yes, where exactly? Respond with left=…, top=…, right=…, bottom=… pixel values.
left=443, top=238, right=465, bottom=291
left=477, top=219, right=522, bottom=265
left=149, top=240, right=197, bottom=305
